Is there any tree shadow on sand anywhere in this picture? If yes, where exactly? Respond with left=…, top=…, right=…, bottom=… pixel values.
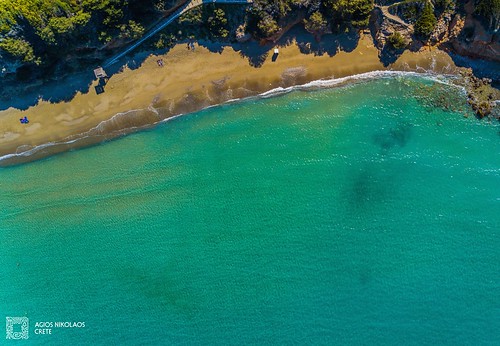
left=197, top=40, right=225, bottom=54
left=198, top=39, right=271, bottom=68
left=199, top=25, right=363, bottom=69
left=0, top=23, right=365, bottom=111
left=235, top=42, right=270, bottom=67
left=278, top=26, right=360, bottom=57
left=0, top=35, right=270, bottom=112
left=0, top=45, right=179, bottom=111
left=378, top=46, right=404, bottom=67
left=0, top=65, right=96, bottom=111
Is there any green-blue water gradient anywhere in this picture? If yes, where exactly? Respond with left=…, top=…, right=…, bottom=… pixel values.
left=1, top=76, right=499, bottom=345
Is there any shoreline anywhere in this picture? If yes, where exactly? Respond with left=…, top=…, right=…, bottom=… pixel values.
left=0, top=70, right=463, bottom=165
left=0, top=34, right=480, bottom=166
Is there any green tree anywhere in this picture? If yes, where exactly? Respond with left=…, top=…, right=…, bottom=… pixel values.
left=387, top=32, right=406, bottom=50
left=304, top=11, right=328, bottom=34
left=208, top=8, right=229, bottom=38
left=323, top=0, right=373, bottom=29
left=475, top=0, right=500, bottom=30
left=179, top=7, right=203, bottom=25
left=0, top=38, right=39, bottom=64
left=257, top=15, right=279, bottom=37
left=435, top=0, right=455, bottom=11
left=48, top=17, right=75, bottom=34
left=414, top=1, right=437, bottom=38
left=346, top=0, right=373, bottom=27
left=119, top=20, right=145, bottom=40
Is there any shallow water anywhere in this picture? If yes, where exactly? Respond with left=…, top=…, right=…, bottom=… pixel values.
left=1, top=76, right=499, bottom=344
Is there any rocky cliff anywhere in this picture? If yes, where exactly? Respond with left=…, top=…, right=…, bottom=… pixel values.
left=448, top=1, right=499, bottom=62
left=372, top=0, right=499, bottom=63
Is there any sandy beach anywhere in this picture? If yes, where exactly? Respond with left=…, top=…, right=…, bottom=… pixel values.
left=0, top=34, right=460, bottom=165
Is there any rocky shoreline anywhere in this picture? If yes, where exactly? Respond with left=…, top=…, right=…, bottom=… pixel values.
left=369, top=0, right=499, bottom=120
left=459, top=70, right=500, bottom=119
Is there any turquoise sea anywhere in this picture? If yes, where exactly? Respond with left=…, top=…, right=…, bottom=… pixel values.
left=1, top=75, right=499, bottom=345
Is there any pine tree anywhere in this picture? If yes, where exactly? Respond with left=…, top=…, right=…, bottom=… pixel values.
left=414, top=1, right=437, bottom=39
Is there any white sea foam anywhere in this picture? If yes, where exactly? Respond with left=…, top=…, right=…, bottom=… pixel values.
left=0, top=138, right=79, bottom=162
left=240, top=70, right=462, bottom=101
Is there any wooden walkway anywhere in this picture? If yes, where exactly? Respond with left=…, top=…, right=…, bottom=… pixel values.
left=104, top=0, right=253, bottom=67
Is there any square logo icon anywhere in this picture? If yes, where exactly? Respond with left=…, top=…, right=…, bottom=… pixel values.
left=6, top=317, right=29, bottom=340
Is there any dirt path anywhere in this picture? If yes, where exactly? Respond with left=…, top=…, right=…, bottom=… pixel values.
left=375, top=4, right=413, bottom=29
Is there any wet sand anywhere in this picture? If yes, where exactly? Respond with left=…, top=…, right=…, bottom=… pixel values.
left=0, top=34, right=459, bottom=165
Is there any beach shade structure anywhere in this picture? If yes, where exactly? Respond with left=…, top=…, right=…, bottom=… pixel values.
left=95, top=85, right=105, bottom=95
left=94, top=70, right=108, bottom=94
left=19, top=116, right=29, bottom=124
left=93, top=67, right=107, bottom=79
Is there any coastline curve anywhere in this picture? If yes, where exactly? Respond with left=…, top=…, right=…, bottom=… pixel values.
left=0, top=70, right=470, bottom=167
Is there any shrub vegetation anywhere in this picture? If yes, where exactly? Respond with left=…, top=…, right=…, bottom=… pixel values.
left=387, top=32, right=406, bottom=50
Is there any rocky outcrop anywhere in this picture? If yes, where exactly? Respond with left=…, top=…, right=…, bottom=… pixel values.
left=429, top=11, right=454, bottom=44
left=448, top=14, right=465, bottom=39
left=373, top=1, right=499, bottom=64
left=371, top=2, right=499, bottom=119
left=447, top=0, right=500, bottom=62
left=459, top=69, right=500, bottom=119
left=449, top=27, right=500, bottom=62
left=371, top=7, right=412, bottom=50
